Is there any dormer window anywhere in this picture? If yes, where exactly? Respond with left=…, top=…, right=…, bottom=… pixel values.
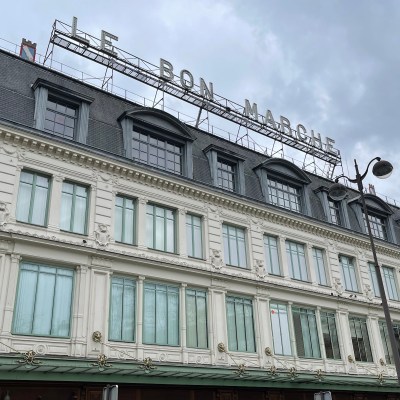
left=254, top=159, right=311, bottom=215
left=119, top=108, right=194, bottom=178
left=349, top=194, right=396, bottom=243
left=204, top=145, right=245, bottom=195
left=328, top=199, right=342, bottom=226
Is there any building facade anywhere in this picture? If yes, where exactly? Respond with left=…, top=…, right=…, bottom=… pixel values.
left=0, top=47, right=400, bottom=399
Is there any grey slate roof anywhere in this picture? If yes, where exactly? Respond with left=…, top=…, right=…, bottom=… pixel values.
left=1, top=49, right=399, bottom=246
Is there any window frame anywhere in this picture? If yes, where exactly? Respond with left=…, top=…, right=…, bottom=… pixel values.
left=16, top=169, right=51, bottom=227
left=146, top=203, right=176, bottom=253
left=379, top=320, right=400, bottom=365
left=348, top=315, right=373, bottom=363
left=320, top=310, right=341, bottom=360
left=286, top=240, right=309, bottom=282
left=114, top=194, right=136, bottom=245
left=313, top=247, right=328, bottom=286
left=142, top=281, right=180, bottom=346
left=12, top=261, right=74, bottom=338
left=109, top=276, right=136, bottom=342
left=60, top=180, right=90, bottom=235
left=222, top=223, right=247, bottom=268
left=267, top=176, right=303, bottom=213
left=264, top=235, right=281, bottom=276
left=186, top=213, right=203, bottom=259
left=292, top=306, right=321, bottom=359
left=225, top=295, right=256, bottom=353
left=270, top=302, right=292, bottom=356
left=368, top=263, right=399, bottom=301
left=186, top=288, right=208, bottom=349
left=339, top=255, right=359, bottom=292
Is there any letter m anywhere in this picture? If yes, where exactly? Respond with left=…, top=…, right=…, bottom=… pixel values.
left=244, top=99, right=258, bottom=121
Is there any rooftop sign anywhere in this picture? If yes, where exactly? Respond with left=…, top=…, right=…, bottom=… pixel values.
left=46, top=18, right=341, bottom=166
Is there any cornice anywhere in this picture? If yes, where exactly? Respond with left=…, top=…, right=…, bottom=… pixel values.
left=1, top=126, right=400, bottom=260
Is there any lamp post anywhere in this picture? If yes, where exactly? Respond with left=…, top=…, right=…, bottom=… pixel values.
left=329, top=157, right=400, bottom=385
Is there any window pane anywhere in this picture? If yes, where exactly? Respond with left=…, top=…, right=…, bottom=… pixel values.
left=292, top=307, right=320, bottom=358
left=313, top=248, right=327, bottom=286
left=223, top=224, right=247, bottom=268
left=186, top=215, right=203, bottom=258
left=340, top=256, right=358, bottom=292
left=348, top=316, right=373, bottom=362
left=320, top=311, right=341, bottom=359
left=286, top=241, right=308, bottom=281
left=60, top=182, right=88, bottom=234
left=13, top=263, right=73, bottom=337
left=270, top=303, right=292, bottom=356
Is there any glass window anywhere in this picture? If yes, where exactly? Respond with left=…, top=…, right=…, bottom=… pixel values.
left=226, top=295, right=255, bottom=352
left=363, top=212, right=387, bottom=240
left=270, top=302, right=292, bottom=356
left=320, top=311, right=341, bottom=360
left=217, top=159, right=236, bottom=192
left=264, top=235, right=281, bottom=275
left=16, top=170, right=50, bottom=226
left=143, top=282, right=179, bottom=346
left=109, top=277, right=136, bottom=342
left=186, top=214, right=203, bottom=258
left=267, top=178, right=301, bottom=213
left=379, top=320, right=400, bottom=365
left=60, top=181, right=88, bottom=234
left=368, top=263, right=399, bottom=301
left=186, top=288, right=208, bottom=349
left=348, top=315, right=373, bottom=362
left=132, top=130, right=182, bottom=175
left=13, top=262, right=73, bottom=337
left=146, top=204, right=175, bottom=253
left=313, top=248, right=328, bottom=286
left=115, top=195, right=135, bottom=244
left=222, top=224, right=247, bottom=268
left=286, top=241, right=308, bottom=281
left=292, top=306, right=320, bottom=358
left=328, top=200, right=342, bottom=225
left=339, top=255, right=358, bottom=292
left=44, top=97, right=77, bottom=139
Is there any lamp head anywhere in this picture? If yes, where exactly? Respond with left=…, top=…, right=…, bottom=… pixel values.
left=328, top=182, right=348, bottom=201
left=372, top=159, right=393, bottom=179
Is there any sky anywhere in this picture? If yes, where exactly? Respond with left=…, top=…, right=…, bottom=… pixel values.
left=1, top=0, right=400, bottom=204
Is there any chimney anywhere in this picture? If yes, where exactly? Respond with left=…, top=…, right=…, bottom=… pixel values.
left=368, top=184, right=376, bottom=195
left=20, top=38, right=37, bottom=62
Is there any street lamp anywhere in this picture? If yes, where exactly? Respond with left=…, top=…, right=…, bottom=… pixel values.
left=329, top=157, right=400, bottom=385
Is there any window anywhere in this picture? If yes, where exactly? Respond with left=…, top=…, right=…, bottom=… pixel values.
left=286, top=241, right=308, bottom=281
left=32, top=79, right=92, bottom=144
left=186, top=214, right=203, bottom=258
left=186, top=289, right=208, bottom=348
left=313, top=248, right=328, bottom=286
left=222, top=224, right=247, bottom=268
left=16, top=170, right=50, bottom=226
left=339, top=255, right=358, bottom=292
left=115, top=195, right=135, bottom=244
left=268, top=178, right=301, bottom=213
left=368, top=263, right=399, bottom=300
left=348, top=316, right=373, bottom=362
left=60, top=181, right=89, bottom=234
left=143, top=282, right=179, bottom=346
left=328, top=200, right=342, bottom=226
left=264, top=235, right=281, bottom=275
left=292, top=307, right=320, bottom=358
left=132, top=130, right=182, bottom=175
left=146, top=204, right=175, bottom=253
left=226, top=296, right=255, bottom=352
left=379, top=320, right=400, bottom=365
left=364, top=212, right=387, bottom=240
left=13, top=262, right=73, bottom=337
left=320, top=311, right=341, bottom=360
left=109, top=277, right=136, bottom=342
left=217, top=158, right=236, bottom=191
left=204, top=145, right=245, bottom=195
left=270, top=302, right=292, bottom=356
left=44, top=97, right=77, bottom=139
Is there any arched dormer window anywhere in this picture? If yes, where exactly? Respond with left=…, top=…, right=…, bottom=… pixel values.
left=348, top=194, right=396, bottom=242
left=254, top=159, right=311, bottom=215
left=119, top=108, right=194, bottom=178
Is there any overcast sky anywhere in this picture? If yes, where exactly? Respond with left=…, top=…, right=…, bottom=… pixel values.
left=2, top=1, right=400, bottom=204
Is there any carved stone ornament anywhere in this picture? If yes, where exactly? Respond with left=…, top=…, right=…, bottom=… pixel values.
left=0, top=202, right=10, bottom=227
left=334, top=277, right=344, bottom=295
left=95, top=224, right=110, bottom=247
left=217, top=342, right=227, bottom=353
left=254, top=259, right=266, bottom=278
left=348, top=354, right=354, bottom=363
left=264, top=347, right=273, bottom=356
left=364, top=284, right=374, bottom=301
left=92, top=331, right=102, bottom=343
left=211, top=249, right=223, bottom=270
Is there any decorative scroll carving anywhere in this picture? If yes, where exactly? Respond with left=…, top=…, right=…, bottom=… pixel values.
left=95, top=224, right=110, bottom=247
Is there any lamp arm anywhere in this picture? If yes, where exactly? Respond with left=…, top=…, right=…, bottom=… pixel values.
left=333, top=174, right=357, bottom=184
left=357, top=157, right=381, bottom=182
